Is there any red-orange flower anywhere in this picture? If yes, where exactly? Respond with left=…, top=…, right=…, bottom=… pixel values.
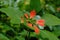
left=24, top=13, right=29, bottom=18
left=34, top=25, right=40, bottom=34
left=27, top=23, right=33, bottom=27
left=36, top=19, right=45, bottom=26
left=30, top=10, right=36, bottom=18
left=24, top=10, right=36, bottom=19
left=23, top=10, right=45, bottom=34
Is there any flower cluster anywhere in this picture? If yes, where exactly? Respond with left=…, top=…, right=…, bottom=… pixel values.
left=21, top=10, right=45, bottom=34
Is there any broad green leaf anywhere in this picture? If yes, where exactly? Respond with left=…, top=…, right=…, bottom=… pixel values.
left=0, top=33, right=10, bottom=40
left=42, top=13, right=60, bottom=26
left=30, top=0, right=41, bottom=12
left=0, top=7, right=24, bottom=24
left=40, top=30, right=59, bottom=40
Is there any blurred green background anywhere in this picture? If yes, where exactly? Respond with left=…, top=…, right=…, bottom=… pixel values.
left=0, top=0, right=60, bottom=40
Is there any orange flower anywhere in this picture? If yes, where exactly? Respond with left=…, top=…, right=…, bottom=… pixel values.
left=27, top=23, right=33, bottom=27
left=24, top=10, right=36, bottom=28
left=24, top=13, right=29, bottom=18
left=36, top=19, right=45, bottom=26
left=30, top=10, right=36, bottom=18
left=34, top=25, right=40, bottom=34
left=23, top=10, right=45, bottom=34
left=24, top=10, right=36, bottom=19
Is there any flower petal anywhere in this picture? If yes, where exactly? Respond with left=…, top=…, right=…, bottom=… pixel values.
left=27, top=23, right=33, bottom=27
left=34, top=25, right=40, bottom=34
left=39, top=23, right=44, bottom=26
left=30, top=10, right=36, bottom=18
left=36, top=19, right=45, bottom=26
left=24, top=13, right=29, bottom=18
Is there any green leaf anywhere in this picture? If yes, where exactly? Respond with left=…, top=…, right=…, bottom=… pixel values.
left=42, top=13, right=60, bottom=26
left=47, top=4, right=56, bottom=13
left=20, top=30, right=28, bottom=36
left=15, top=36, right=25, bottom=40
left=30, top=32, right=36, bottom=37
left=30, top=0, right=41, bottom=12
left=40, top=30, right=59, bottom=40
left=2, top=24, right=11, bottom=31
left=53, top=25, right=60, bottom=36
left=0, top=33, right=10, bottom=40
left=0, top=7, right=24, bottom=24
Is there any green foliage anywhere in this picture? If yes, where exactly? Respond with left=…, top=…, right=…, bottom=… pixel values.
left=0, top=33, right=10, bottom=40
left=29, top=0, right=41, bottom=12
left=0, top=7, right=24, bottom=24
left=40, top=30, right=59, bottom=40
left=0, top=0, right=60, bottom=40
left=53, top=25, right=60, bottom=36
left=42, top=13, right=60, bottom=26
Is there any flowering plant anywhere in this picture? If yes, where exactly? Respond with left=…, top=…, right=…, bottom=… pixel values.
left=0, top=0, right=60, bottom=40
left=21, top=10, right=45, bottom=34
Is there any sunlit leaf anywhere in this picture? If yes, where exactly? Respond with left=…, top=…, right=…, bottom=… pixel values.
left=40, top=30, right=59, bottom=40
left=42, top=13, right=60, bottom=26
left=0, top=7, right=24, bottom=24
